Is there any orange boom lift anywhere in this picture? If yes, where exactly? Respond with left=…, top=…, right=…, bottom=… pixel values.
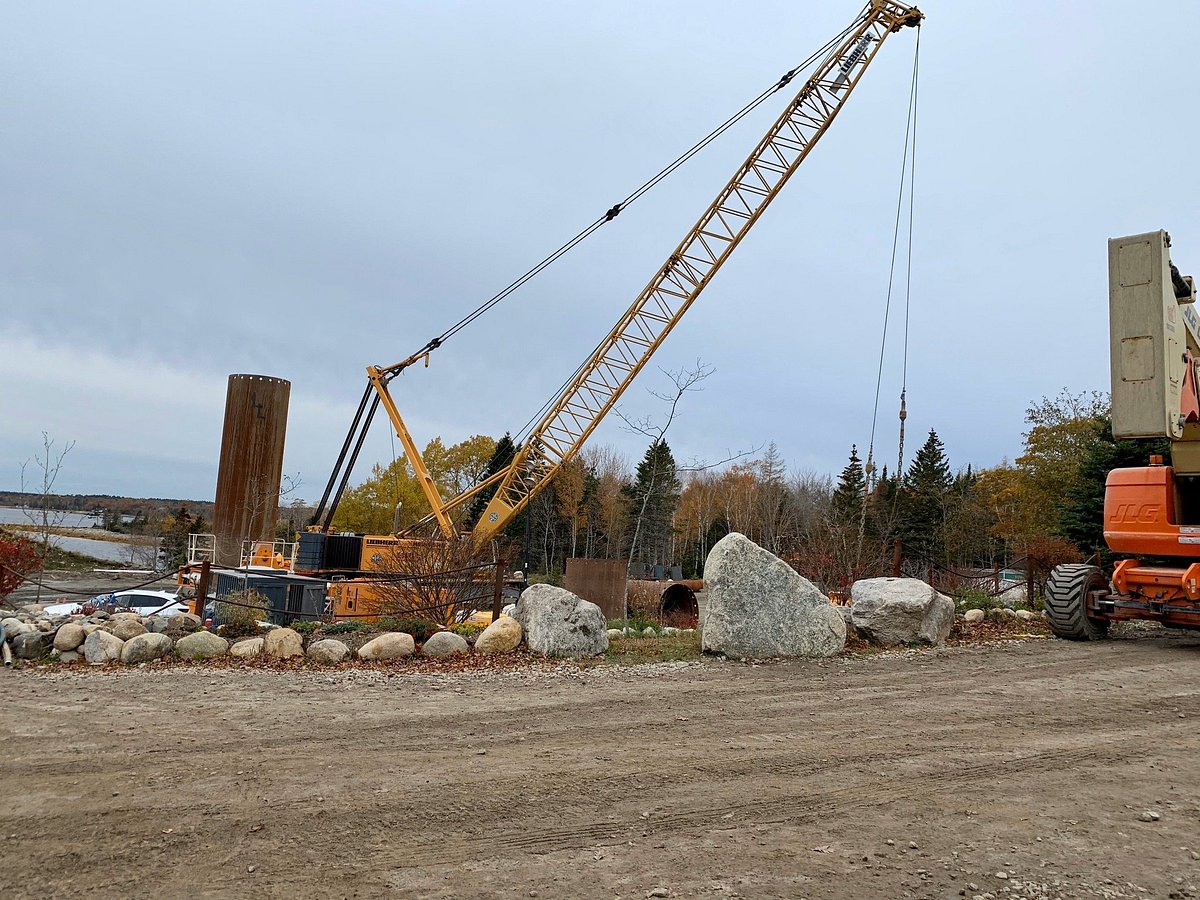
left=1046, top=230, right=1200, bottom=637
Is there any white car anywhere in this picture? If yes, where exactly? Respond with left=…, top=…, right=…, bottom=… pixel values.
left=42, top=589, right=188, bottom=618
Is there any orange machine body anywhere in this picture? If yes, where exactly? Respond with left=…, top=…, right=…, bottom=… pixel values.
left=1101, top=465, right=1200, bottom=620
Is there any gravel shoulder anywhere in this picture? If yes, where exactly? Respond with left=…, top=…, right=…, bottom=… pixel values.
left=3, top=629, right=1200, bottom=899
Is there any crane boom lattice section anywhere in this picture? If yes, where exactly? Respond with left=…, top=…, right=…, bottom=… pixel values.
left=471, top=1, right=922, bottom=542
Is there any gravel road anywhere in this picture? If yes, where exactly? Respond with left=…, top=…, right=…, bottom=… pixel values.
left=3, top=628, right=1199, bottom=899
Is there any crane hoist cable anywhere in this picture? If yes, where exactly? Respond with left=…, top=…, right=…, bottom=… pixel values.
left=859, top=24, right=919, bottom=543
left=383, top=12, right=866, bottom=380
left=897, top=24, right=920, bottom=478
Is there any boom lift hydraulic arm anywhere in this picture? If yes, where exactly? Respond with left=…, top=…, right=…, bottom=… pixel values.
left=311, top=0, right=923, bottom=544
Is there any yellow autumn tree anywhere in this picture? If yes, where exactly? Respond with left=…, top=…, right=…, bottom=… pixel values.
left=330, top=435, right=497, bottom=534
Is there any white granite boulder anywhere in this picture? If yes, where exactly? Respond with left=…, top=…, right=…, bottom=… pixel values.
left=120, top=632, right=174, bottom=664
left=263, top=627, right=303, bottom=659
left=356, top=632, right=415, bottom=660
left=229, top=637, right=265, bottom=658
left=83, top=630, right=125, bottom=665
left=513, top=584, right=608, bottom=658
left=422, top=631, right=470, bottom=657
left=53, top=622, right=87, bottom=652
left=701, top=532, right=845, bottom=659
left=174, top=631, right=229, bottom=660
left=307, top=638, right=351, bottom=664
left=850, top=577, right=954, bottom=646
left=109, top=615, right=148, bottom=642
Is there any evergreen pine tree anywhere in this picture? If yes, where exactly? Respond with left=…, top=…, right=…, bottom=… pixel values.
left=464, top=433, right=518, bottom=529
left=628, top=439, right=682, bottom=570
left=830, top=445, right=866, bottom=523
left=900, top=429, right=953, bottom=561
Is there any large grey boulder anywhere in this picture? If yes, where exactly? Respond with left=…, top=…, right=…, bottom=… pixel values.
left=12, top=631, right=47, bottom=660
left=120, top=633, right=174, bottom=664
left=422, top=631, right=470, bottom=658
left=307, top=639, right=351, bottom=664
left=109, top=615, right=148, bottom=642
left=849, top=577, right=954, bottom=647
left=83, top=630, right=125, bottom=665
left=513, top=584, right=608, bottom=658
left=165, top=613, right=202, bottom=639
left=702, top=532, right=845, bottom=659
left=263, top=627, right=303, bottom=659
left=175, top=631, right=229, bottom=660
left=3, top=619, right=34, bottom=638
left=356, top=632, right=415, bottom=660
left=53, top=622, right=87, bottom=652
left=473, top=617, right=522, bottom=654
left=229, top=637, right=264, bottom=658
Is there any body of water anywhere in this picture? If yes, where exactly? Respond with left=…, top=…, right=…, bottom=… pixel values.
left=10, top=531, right=138, bottom=563
left=1, top=507, right=156, bottom=564
left=0, top=506, right=102, bottom=528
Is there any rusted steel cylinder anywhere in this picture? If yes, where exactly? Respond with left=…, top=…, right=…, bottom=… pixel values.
left=212, top=374, right=291, bottom=566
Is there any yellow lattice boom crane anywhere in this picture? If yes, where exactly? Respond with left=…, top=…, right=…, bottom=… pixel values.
left=302, top=1, right=923, bottom=617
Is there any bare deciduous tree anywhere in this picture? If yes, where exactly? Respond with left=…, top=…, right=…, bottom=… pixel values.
left=372, top=534, right=499, bottom=626
left=20, top=432, right=75, bottom=601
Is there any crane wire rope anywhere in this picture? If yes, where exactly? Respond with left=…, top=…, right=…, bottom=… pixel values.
left=897, top=25, right=920, bottom=478
left=394, top=12, right=867, bottom=374
left=859, top=25, right=920, bottom=545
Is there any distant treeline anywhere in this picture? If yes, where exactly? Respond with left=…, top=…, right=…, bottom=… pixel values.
left=0, top=491, right=215, bottom=521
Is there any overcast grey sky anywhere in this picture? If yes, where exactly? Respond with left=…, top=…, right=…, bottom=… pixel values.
left=4, top=1, right=1198, bottom=501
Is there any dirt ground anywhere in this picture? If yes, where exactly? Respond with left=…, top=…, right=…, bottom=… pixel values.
left=4, top=628, right=1200, bottom=900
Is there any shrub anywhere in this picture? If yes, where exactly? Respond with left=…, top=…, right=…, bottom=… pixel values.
left=953, top=588, right=997, bottom=613
left=449, top=621, right=485, bottom=639
left=324, top=621, right=366, bottom=635
left=528, top=571, right=564, bottom=587
left=292, top=620, right=320, bottom=635
left=218, top=621, right=261, bottom=639
left=214, top=589, right=268, bottom=630
left=0, top=534, right=39, bottom=601
left=608, top=612, right=657, bottom=634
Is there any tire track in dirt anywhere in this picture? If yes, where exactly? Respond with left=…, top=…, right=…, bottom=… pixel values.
left=375, top=716, right=1191, bottom=866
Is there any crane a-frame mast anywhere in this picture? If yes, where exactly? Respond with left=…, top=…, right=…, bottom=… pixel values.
left=465, top=0, right=923, bottom=542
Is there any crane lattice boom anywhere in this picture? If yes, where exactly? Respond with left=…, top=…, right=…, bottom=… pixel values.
left=469, top=0, right=922, bottom=542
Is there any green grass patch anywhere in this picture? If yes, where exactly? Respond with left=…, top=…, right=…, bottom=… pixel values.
left=40, top=544, right=107, bottom=573
left=603, top=630, right=701, bottom=665
left=606, top=613, right=658, bottom=634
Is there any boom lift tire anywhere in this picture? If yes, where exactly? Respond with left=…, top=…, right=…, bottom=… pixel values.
left=1044, top=563, right=1110, bottom=641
